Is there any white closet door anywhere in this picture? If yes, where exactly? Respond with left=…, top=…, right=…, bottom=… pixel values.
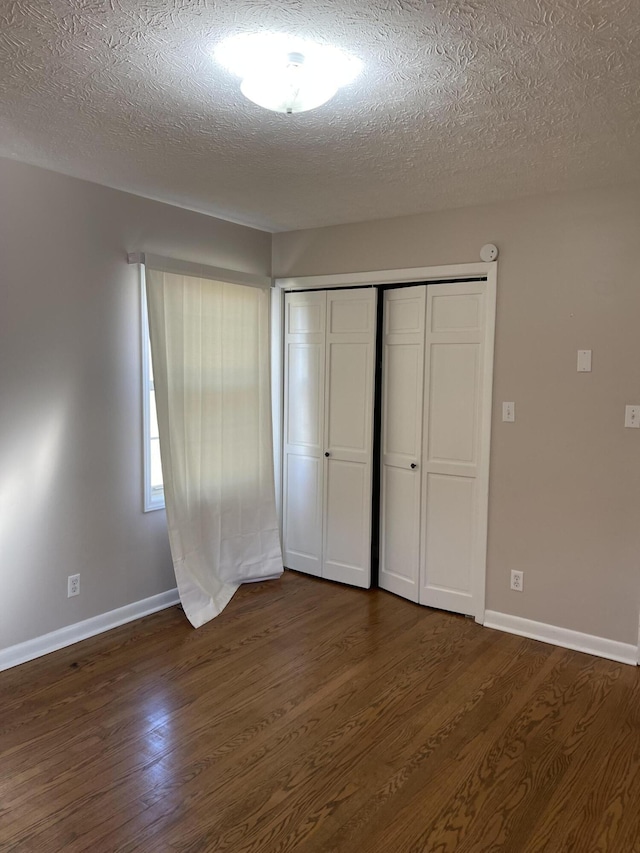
left=379, top=286, right=426, bottom=602
left=420, top=282, right=488, bottom=617
left=322, top=289, right=377, bottom=588
left=283, top=292, right=326, bottom=576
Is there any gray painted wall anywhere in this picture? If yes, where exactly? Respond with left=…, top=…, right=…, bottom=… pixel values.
left=0, top=159, right=271, bottom=650
left=3, top=157, right=639, bottom=656
left=273, top=185, right=640, bottom=646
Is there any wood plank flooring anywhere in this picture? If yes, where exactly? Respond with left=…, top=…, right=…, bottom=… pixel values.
left=2, top=570, right=640, bottom=852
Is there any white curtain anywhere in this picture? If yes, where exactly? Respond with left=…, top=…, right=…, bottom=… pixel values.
left=145, top=269, right=283, bottom=628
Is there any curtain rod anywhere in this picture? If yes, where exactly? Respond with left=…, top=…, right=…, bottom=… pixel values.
left=127, top=252, right=273, bottom=290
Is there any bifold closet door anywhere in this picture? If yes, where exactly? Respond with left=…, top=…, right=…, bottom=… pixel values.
left=322, top=289, right=377, bottom=587
left=283, top=288, right=377, bottom=588
left=282, top=292, right=326, bottom=577
left=420, top=282, right=488, bottom=616
left=379, top=286, right=426, bottom=602
left=380, top=281, right=491, bottom=619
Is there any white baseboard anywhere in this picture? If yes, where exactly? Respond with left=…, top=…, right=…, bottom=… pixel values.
left=0, top=588, right=180, bottom=673
left=484, top=610, right=638, bottom=667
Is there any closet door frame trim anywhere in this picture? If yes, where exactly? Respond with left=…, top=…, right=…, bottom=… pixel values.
left=273, top=261, right=497, bottom=625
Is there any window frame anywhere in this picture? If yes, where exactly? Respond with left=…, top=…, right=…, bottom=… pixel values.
left=141, top=265, right=165, bottom=512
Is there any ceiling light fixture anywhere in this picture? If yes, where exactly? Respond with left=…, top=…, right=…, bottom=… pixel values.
left=215, top=34, right=361, bottom=115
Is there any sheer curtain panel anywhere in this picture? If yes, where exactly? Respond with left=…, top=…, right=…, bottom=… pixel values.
left=146, top=269, right=283, bottom=628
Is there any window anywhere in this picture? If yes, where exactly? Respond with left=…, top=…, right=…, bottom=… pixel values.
left=141, top=266, right=165, bottom=511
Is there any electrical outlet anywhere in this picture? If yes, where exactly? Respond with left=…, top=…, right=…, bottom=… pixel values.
left=502, top=402, right=515, bottom=422
left=624, top=405, right=640, bottom=428
left=68, top=574, right=80, bottom=597
left=577, top=350, right=592, bottom=372
left=510, top=570, right=524, bottom=592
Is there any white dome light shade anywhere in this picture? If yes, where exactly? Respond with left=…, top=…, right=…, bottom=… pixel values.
left=241, top=54, right=340, bottom=114
left=215, top=34, right=361, bottom=115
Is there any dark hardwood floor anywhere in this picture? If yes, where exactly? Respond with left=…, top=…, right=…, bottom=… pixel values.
left=2, top=570, right=640, bottom=852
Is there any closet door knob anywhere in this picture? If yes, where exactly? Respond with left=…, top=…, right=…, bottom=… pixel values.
left=410, top=463, right=417, bottom=469
left=325, top=451, right=330, bottom=457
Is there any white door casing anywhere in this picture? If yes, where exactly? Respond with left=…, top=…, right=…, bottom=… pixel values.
left=276, top=261, right=497, bottom=623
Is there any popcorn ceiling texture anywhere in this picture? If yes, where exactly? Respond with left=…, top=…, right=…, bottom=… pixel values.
left=0, top=0, right=639, bottom=231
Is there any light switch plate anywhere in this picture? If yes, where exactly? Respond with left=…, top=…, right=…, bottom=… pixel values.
left=502, top=402, right=515, bottom=422
left=577, top=350, right=592, bottom=372
left=625, top=405, right=640, bottom=428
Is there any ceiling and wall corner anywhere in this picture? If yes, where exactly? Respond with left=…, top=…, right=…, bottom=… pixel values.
left=1, top=0, right=639, bottom=232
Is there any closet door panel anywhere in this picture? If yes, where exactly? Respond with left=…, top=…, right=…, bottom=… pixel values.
left=283, top=292, right=326, bottom=577
left=379, top=286, right=426, bottom=602
left=430, top=291, right=483, bottom=331
left=322, top=289, right=376, bottom=588
left=323, top=460, right=370, bottom=585
left=420, top=283, right=486, bottom=616
left=423, top=473, right=475, bottom=610
left=384, top=344, right=422, bottom=457
left=426, top=342, right=480, bottom=471
left=326, top=341, right=369, bottom=458
left=381, top=466, right=421, bottom=590
left=329, top=296, right=373, bottom=334
left=284, top=455, right=323, bottom=575
left=286, top=343, right=324, bottom=449
left=288, top=297, right=325, bottom=335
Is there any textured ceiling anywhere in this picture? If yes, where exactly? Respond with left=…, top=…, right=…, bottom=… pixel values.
left=1, top=0, right=639, bottom=232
